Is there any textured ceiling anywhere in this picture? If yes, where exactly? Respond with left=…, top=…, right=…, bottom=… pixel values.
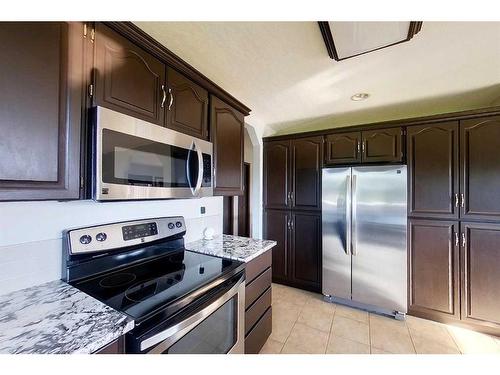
left=135, top=22, right=500, bottom=136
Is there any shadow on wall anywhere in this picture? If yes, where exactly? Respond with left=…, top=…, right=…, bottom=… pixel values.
left=268, top=83, right=500, bottom=136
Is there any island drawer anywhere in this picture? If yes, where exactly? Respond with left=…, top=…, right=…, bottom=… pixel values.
left=245, top=287, right=271, bottom=334
left=245, top=250, right=272, bottom=284
left=244, top=306, right=272, bottom=354
left=245, top=267, right=272, bottom=308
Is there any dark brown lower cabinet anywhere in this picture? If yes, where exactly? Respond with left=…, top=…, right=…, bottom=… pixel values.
left=461, top=222, right=500, bottom=332
left=408, top=219, right=460, bottom=320
left=264, top=209, right=321, bottom=293
left=94, top=337, right=125, bottom=354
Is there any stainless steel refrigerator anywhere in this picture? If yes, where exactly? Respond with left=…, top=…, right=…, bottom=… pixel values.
left=322, top=165, right=407, bottom=318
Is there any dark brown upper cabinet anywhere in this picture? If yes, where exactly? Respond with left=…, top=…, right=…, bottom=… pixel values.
left=407, top=122, right=459, bottom=219
left=166, top=68, right=209, bottom=140
left=460, top=116, right=500, bottom=221
left=264, top=210, right=290, bottom=284
left=408, top=219, right=460, bottom=320
left=211, top=95, right=244, bottom=196
left=263, top=140, right=291, bottom=210
left=0, top=22, right=84, bottom=201
left=290, top=211, right=321, bottom=290
left=291, top=137, right=323, bottom=211
left=94, top=23, right=166, bottom=126
left=324, top=132, right=361, bottom=165
left=362, top=127, right=403, bottom=163
left=461, top=222, right=500, bottom=330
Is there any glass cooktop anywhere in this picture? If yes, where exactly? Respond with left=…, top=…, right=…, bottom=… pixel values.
left=73, top=249, right=242, bottom=322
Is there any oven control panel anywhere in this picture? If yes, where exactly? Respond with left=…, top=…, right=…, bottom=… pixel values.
left=66, top=216, right=186, bottom=255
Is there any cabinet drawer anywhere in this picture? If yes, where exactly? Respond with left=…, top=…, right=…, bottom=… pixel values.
left=246, top=267, right=272, bottom=308
left=244, top=307, right=272, bottom=354
left=245, top=287, right=272, bottom=335
left=245, top=250, right=272, bottom=284
left=94, top=337, right=124, bottom=354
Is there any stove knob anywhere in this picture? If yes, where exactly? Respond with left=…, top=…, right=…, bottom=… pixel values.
left=175, top=221, right=182, bottom=228
left=96, top=232, right=107, bottom=242
left=79, top=235, right=92, bottom=245
left=168, top=223, right=175, bottom=230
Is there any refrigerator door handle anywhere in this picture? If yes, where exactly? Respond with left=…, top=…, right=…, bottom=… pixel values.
left=351, top=174, right=358, bottom=256
left=345, top=174, right=352, bottom=255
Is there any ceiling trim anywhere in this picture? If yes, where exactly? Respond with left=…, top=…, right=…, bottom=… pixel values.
left=318, top=21, right=423, bottom=61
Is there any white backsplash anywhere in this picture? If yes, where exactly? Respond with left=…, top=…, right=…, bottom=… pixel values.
left=0, top=197, right=223, bottom=295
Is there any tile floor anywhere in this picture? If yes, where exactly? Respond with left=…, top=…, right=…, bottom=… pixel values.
left=259, top=283, right=500, bottom=354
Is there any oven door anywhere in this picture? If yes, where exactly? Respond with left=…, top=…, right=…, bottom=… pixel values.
left=137, top=273, right=245, bottom=354
left=93, top=106, right=213, bottom=201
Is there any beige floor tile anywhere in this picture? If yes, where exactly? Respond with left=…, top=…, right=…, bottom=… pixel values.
left=447, top=326, right=500, bottom=354
left=305, top=294, right=336, bottom=313
left=370, top=322, right=416, bottom=354
left=281, top=341, right=310, bottom=354
left=370, top=347, right=392, bottom=354
left=259, top=338, right=284, bottom=354
left=269, top=317, right=296, bottom=343
left=335, top=304, right=369, bottom=323
left=279, top=286, right=312, bottom=307
left=411, top=334, right=461, bottom=354
left=326, top=336, right=370, bottom=354
left=331, top=315, right=370, bottom=345
left=406, top=316, right=458, bottom=349
left=284, top=322, right=329, bottom=354
left=369, top=313, right=408, bottom=336
left=297, top=303, right=335, bottom=332
left=272, top=300, right=302, bottom=322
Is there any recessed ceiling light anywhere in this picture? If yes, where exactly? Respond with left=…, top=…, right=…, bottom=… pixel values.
left=351, top=93, right=370, bottom=101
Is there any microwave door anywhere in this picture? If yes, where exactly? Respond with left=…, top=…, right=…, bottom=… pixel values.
left=186, top=142, right=204, bottom=196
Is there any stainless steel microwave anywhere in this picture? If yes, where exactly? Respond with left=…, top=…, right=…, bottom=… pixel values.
left=92, top=106, right=213, bottom=201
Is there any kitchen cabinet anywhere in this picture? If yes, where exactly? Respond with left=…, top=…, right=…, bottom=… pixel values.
left=94, top=337, right=125, bottom=354
left=461, top=222, right=500, bottom=330
left=264, top=136, right=322, bottom=211
left=94, top=23, right=166, bottom=126
left=211, top=95, right=245, bottom=196
left=407, top=122, right=459, bottom=219
left=408, top=219, right=460, bottom=320
left=324, top=127, right=403, bottom=165
left=361, top=127, right=403, bottom=163
left=0, top=22, right=84, bottom=201
left=166, top=67, right=209, bottom=140
left=460, top=116, right=500, bottom=221
left=324, top=132, right=361, bottom=165
left=264, top=209, right=321, bottom=292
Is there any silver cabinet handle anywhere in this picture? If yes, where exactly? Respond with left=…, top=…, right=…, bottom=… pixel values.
left=290, top=218, right=294, bottom=231
left=462, top=232, right=466, bottom=247
left=460, top=193, right=465, bottom=208
left=455, top=193, right=459, bottom=208
left=362, top=141, right=366, bottom=153
left=168, top=88, right=174, bottom=110
left=357, top=141, right=361, bottom=155
left=160, top=85, right=167, bottom=108
left=454, top=232, right=459, bottom=247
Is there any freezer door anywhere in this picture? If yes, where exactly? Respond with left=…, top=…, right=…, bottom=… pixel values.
left=322, top=167, right=352, bottom=299
left=351, top=166, right=407, bottom=313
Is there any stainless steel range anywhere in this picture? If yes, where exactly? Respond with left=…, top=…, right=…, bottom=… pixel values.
left=63, top=217, right=245, bottom=354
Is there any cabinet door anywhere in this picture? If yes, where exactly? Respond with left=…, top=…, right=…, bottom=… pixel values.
left=211, top=95, right=244, bottom=196
left=94, top=23, right=166, bottom=125
left=407, top=122, right=459, bottom=219
left=263, top=141, right=291, bottom=210
left=291, top=137, right=323, bottom=211
left=166, top=68, right=209, bottom=139
left=324, top=132, right=361, bottom=165
left=361, top=127, right=403, bottom=163
left=0, top=22, right=83, bottom=201
left=264, top=210, right=290, bottom=283
left=461, top=116, right=500, bottom=221
left=290, top=212, right=321, bottom=291
left=461, top=222, right=500, bottom=330
left=408, top=220, right=460, bottom=320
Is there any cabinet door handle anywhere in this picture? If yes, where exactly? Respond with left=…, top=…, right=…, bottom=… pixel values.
left=454, top=193, right=459, bottom=208
left=460, top=193, right=465, bottom=208
left=362, top=141, right=366, bottom=154
left=290, top=219, right=294, bottom=231
left=454, top=232, right=459, bottom=247
left=168, top=88, right=174, bottom=111
left=357, top=141, right=361, bottom=155
left=160, top=85, right=167, bottom=108
left=461, top=232, right=466, bottom=247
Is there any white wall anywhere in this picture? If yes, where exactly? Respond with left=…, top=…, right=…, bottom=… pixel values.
left=245, top=123, right=263, bottom=239
left=0, top=197, right=223, bottom=295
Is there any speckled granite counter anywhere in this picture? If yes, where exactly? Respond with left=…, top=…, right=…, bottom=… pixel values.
left=0, top=280, right=134, bottom=354
left=185, top=234, right=277, bottom=263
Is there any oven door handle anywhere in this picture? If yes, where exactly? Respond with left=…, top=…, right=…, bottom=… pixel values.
left=193, top=141, right=204, bottom=196
left=140, top=273, right=245, bottom=353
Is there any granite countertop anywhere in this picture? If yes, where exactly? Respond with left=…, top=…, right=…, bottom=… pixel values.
left=185, top=234, right=277, bottom=263
left=0, top=280, right=134, bottom=354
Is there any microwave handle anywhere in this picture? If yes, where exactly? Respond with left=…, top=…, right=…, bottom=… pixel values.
left=194, top=141, right=204, bottom=196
